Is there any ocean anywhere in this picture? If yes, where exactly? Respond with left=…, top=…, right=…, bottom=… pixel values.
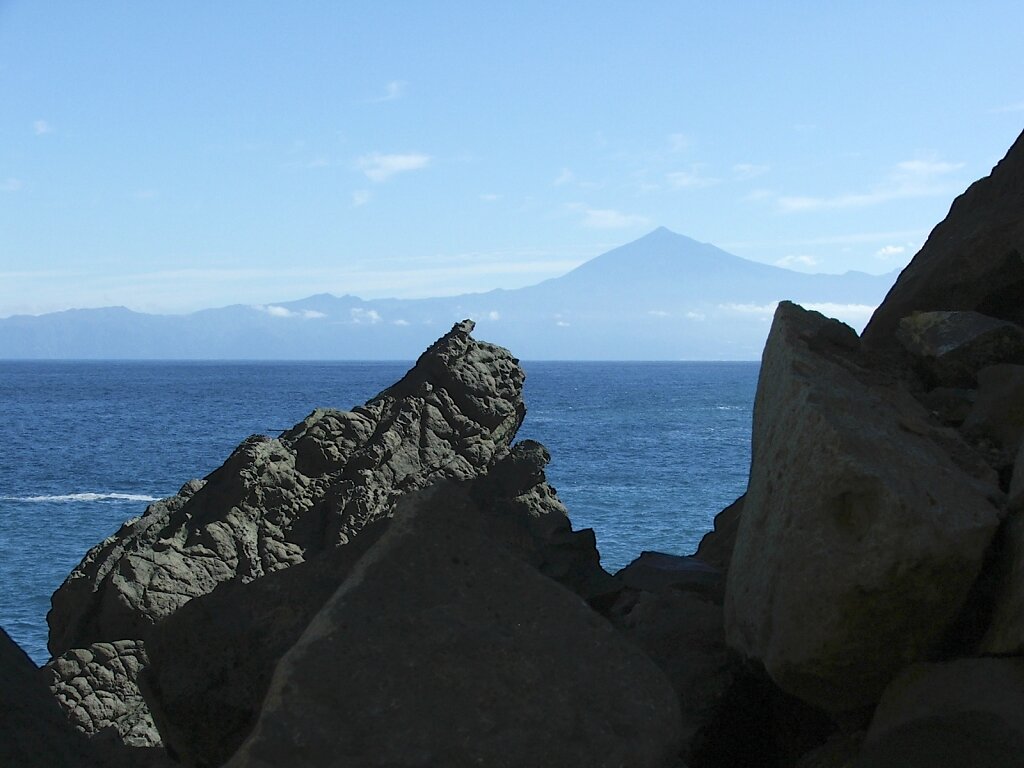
left=0, top=360, right=758, bottom=665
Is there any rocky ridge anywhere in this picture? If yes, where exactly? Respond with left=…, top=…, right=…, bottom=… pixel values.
left=2, top=128, right=1023, bottom=767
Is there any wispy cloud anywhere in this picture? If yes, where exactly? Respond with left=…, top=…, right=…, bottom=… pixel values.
left=1, top=178, right=23, bottom=192
left=568, top=203, right=650, bottom=229
left=254, top=305, right=325, bottom=319
left=686, top=311, right=706, bottom=321
left=875, top=244, right=906, bottom=259
left=372, top=80, right=407, bottom=102
left=350, top=307, right=382, bottom=324
left=668, top=132, right=690, bottom=152
left=719, top=302, right=779, bottom=316
left=33, top=119, right=52, bottom=135
left=733, top=163, right=769, bottom=180
left=134, top=189, right=159, bottom=200
left=553, top=168, right=575, bottom=186
left=358, top=152, right=431, bottom=183
left=352, top=189, right=371, bottom=207
left=648, top=309, right=670, bottom=317
left=479, top=193, right=500, bottom=201
left=777, top=157, right=965, bottom=212
left=666, top=167, right=719, bottom=189
left=774, top=254, right=818, bottom=269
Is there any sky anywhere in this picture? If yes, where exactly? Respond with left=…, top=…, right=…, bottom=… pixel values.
left=1, top=2, right=1023, bottom=317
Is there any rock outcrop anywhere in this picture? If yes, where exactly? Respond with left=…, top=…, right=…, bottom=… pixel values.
left=140, top=441, right=613, bottom=767
left=223, top=481, right=682, bottom=768
left=724, top=301, right=1003, bottom=712
left=44, top=321, right=530, bottom=745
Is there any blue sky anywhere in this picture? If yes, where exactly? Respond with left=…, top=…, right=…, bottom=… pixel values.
left=1, top=2, right=1022, bottom=316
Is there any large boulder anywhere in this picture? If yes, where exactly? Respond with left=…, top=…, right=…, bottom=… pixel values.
left=224, top=482, right=683, bottom=768
left=856, top=659, right=1024, bottom=768
left=45, top=321, right=527, bottom=744
left=140, top=440, right=613, bottom=767
left=961, top=363, right=1024, bottom=456
left=694, top=494, right=744, bottom=571
left=724, top=301, right=1004, bottom=712
left=862, top=129, right=1024, bottom=348
left=979, top=510, right=1024, bottom=654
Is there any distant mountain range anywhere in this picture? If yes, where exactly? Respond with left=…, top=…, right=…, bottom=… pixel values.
left=0, top=228, right=898, bottom=360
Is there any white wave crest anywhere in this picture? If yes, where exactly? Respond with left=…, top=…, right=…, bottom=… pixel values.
left=1, top=492, right=159, bottom=503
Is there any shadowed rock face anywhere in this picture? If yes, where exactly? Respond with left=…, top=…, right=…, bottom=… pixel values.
left=223, top=482, right=682, bottom=768
left=48, top=320, right=524, bottom=656
left=43, top=320, right=528, bottom=746
left=139, top=441, right=614, bottom=768
left=863, top=129, right=1024, bottom=348
left=724, top=302, right=1003, bottom=712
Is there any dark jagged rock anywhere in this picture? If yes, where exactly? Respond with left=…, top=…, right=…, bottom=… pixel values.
left=45, top=321, right=527, bottom=745
left=894, top=310, right=1024, bottom=388
left=961, top=363, right=1024, bottom=457
left=141, top=440, right=611, bottom=767
left=863, top=129, right=1024, bottom=348
left=0, top=627, right=101, bottom=768
left=725, top=301, right=1004, bottom=713
left=918, top=386, right=976, bottom=426
left=694, top=494, right=744, bottom=571
left=223, top=482, right=682, bottom=768
left=615, top=551, right=723, bottom=597
left=856, top=659, right=1024, bottom=768
left=45, top=640, right=159, bottom=747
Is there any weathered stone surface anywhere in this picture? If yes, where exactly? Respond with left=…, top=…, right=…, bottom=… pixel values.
left=694, top=494, right=744, bottom=571
left=855, top=659, right=1024, bottom=767
left=1012, top=442, right=1024, bottom=511
left=49, top=321, right=525, bottom=658
left=225, top=482, right=682, bottom=768
left=142, top=440, right=611, bottom=768
left=725, top=301, right=1004, bottom=712
left=961, top=363, right=1024, bottom=456
left=863, top=129, right=1024, bottom=348
left=44, top=640, right=160, bottom=748
left=980, top=510, right=1024, bottom=654
left=917, top=386, right=975, bottom=426
left=1, top=627, right=101, bottom=768
left=895, top=310, right=1024, bottom=388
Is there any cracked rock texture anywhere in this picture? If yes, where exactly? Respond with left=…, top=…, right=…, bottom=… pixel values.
left=45, top=320, right=527, bottom=745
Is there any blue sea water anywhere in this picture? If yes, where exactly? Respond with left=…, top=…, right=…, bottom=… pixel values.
left=0, top=360, right=758, bottom=665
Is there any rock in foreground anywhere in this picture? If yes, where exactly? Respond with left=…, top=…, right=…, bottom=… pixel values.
left=225, top=482, right=682, bottom=768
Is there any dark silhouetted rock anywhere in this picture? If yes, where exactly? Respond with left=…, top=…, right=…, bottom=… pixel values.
left=918, top=386, right=976, bottom=426
left=224, top=482, right=683, bottom=768
left=616, top=551, right=723, bottom=598
left=142, top=440, right=611, bottom=767
left=961, top=363, right=1024, bottom=456
left=1012, top=444, right=1024, bottom=511
left=855, top=659, right=1024, bottom=768
left=0, top=627, right=101, bottom=768
left=980, top=511, right=1024, bottom=654
left=863, top=129, right=1024, bottom=348
left=44, top=641, right=160, bottom=747
left=725, top=302, right=1004, bottom=713
left=694, top=495, right=744, bottom=570
left=895, top=310, right=1024, bottom=388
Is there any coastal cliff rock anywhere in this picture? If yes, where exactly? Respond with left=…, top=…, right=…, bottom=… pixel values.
left=724, top=301, right=1003, bottom=712
left=140, top=441, right=613, bottom=767
left=44, top=321, right=528, bottom=745
left=862, top=129, right=1024, bottom=347
left=223, top=482, right=681, bottom=768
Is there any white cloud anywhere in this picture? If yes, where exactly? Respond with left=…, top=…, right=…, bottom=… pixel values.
left=569, top=203, right=650, bottom=229
left=1, top=178, right=23, bottom=192
left=302, top=310, right=326, bottom=319
left=350, top=307, right=382, bottom=324
left=648, top=309, right=670, bottom=317
left=487, top=310, right=500, bottom=321
left=256, top=304, right=294, bottom=317
left=393, top=319, right=410, bottom=326
left=358, top=152, right=431, bottom=183
left=778, top=157, right=965, bottom=212
left=733, top=163, right=769, bottom=180
left=352, top=189, right=371, bottom=206
left=718, top=302, right=779, bottom=316
left=33, top=119, right=52, bottom=135
left=479, top=193, right=500, bottom=201
left=686, top=311, right=706, bottom=321
left=134, top=189, right=159, bottom=200
left=553, top=168, right=575, bottom=186
left=556, top=320, right=570, bottom=327
left=666, top=168, right=719, bottom=189
left=875, top=244, right=906, bottom=259
left=989, top=101, right=1024, bottom=114
left=774, top=254, right=819, bottom=269
left=377, top=80, right=407, bottom=101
